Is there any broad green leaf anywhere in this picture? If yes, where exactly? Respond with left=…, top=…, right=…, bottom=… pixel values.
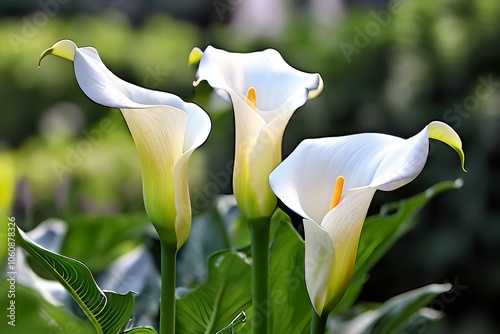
left=97, top=246, right=160, bottom=329
left=366, top=283, right=450, bottom=334
left=333, top=180, right=462, bottom=313
left=269, top=209, right=311, bottom=334
left=0, top=283, right=94, bottom=334
left=176, top=250, right=252, bottom=334
left=355, top=180, right=462, bottom=280
left=177, top=203, right=232, bottom=288
left=397, top=307, right=444, bottom=334
left=177, top=202, right=312, bottom=334
left=176, top=208, right=312, bottom=334
left=15, top=224, right=135, bottom=334
left=331, top=283, right=451, bottom=334
left=177, top=195, right=249, bottom=287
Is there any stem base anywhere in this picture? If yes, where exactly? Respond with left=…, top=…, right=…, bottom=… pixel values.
left=310, top=309, right=328, bottom=334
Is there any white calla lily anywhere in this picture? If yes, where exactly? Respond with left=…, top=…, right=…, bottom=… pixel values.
left=269, top=121, right=465, bottom=315
left=192, top=45, right=323, bottom=218
left=39, top=40, right=211, bottom=250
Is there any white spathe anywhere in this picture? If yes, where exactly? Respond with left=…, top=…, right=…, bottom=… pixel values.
left=40, top=40, right=211, bottom=250
left=192, top=45, right=323, bottom=218
left=269, top=121, right=465, bottom=315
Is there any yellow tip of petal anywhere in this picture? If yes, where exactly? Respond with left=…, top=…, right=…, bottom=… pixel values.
left=188, top=47, right=203, bottom=68
left=307, top=74, right=324, bottom=100
left=38, top=39, right=77, bottom=68
left=329, top=175, right=344, bottom=210
left=246, top=87, right=257, bottom=110
left=428, top=121, right=467, bottom=172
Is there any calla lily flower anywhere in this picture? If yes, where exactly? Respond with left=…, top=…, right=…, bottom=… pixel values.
left=191, top=45, right=323, bottom=218
left=269, top=121, right=465, bottom=315
left=39, top=40, right=211, bottom=250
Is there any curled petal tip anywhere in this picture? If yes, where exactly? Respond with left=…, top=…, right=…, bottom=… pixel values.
left=38, top=47, right=52, bottom=68
left=188, top=47, right=203, bottom=68
left=427, top=121, right=466, bottom=172
left=442, top=282, right=453, bottom=292
left=307, top=73, right=324, bottom=100
left=38, top=39, right=77, bottom=68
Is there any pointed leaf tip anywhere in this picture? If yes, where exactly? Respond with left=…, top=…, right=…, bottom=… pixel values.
left=38, top=39, right=77, bottom=68
left=188, top=47, right=203, bottom=67
left=427, top=121, right=467, bottom=172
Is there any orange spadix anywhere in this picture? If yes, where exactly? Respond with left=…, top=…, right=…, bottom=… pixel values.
left=329, top=175, right=344, bottom=210
left=246, top=87, right=256, bottom=110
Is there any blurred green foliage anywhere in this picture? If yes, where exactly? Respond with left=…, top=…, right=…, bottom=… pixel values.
left=1, top=0, right=499, bottom=332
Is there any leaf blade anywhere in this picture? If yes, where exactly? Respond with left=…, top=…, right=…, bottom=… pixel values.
left=333, top=180, right=462, bottom=313
left=176, top=250, right=252, bottom=334
left=269, top=209, right=311, bottom=334
left=15, top=223, right=135, bottom=334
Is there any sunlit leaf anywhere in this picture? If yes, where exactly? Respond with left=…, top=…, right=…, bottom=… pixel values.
left=366, top=283, right=450, bottom=334
left=176, top=250, right=252, bottom=333
left=97, top=246, right=160, bottom=329
left=177, top=195, right=248, bottom=288
left=355, top=180, right=462, bottom=280
left=331, top=283, right=451, bottom=334
left=177, top=207, right=312, bottom=334
left=0, top=283, right=94, bottom=334
left=269, top=209, right=311, bottom=333
left=15, top=224, right=135, bottom=334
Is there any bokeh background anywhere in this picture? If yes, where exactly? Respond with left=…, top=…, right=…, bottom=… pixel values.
left=1, top=0, right=499, bottom=332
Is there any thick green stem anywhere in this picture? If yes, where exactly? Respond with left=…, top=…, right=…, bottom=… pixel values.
left=248, top=216, right=271, bottom=334
left=310, top=309, right=329, bottom=334
left=160, top=241, right=177, bottom=334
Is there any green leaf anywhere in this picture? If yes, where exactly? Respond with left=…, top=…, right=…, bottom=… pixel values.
left=269, top=209, right=312, bottom=334
left=398, top=307, right=444, bottom=334
left=0, top=283, right=95, bottom=334
left=15, top=224, right=135, bottom=334
left=177, top=196, right=249, bottom=288
left=356, top=180, right=462, bottom=280
left=176, top=250, right=252, bottom=334
left=363, top=284, right=451, bottom=334
left=333, top=180, right=462, bottom=313
left=366, top=283, right=450, bottom=334
left=331, top=283, right=451, bottom=334
left=177, top=206, right=311, bottom=334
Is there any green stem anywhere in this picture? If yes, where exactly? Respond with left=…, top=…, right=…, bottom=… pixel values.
left=160, top=241, right=177, bottom=334
left=310, top=309, right=329, bottom=334
left=248, top=216, right=271, bottom=334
